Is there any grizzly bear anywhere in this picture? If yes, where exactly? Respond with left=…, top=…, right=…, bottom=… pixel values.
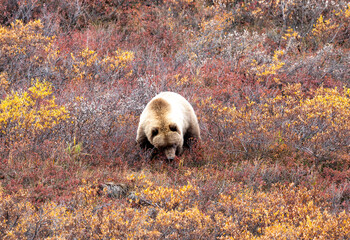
left=136, top=92, right=201, bottom=161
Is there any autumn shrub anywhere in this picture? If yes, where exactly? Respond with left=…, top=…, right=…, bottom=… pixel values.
left=210, top=83, right=350, bottom=167
left=0, top=80, right=69, bottom=151
left=66, top=47, right=134, bottom=85
left=0, top=17, right=136, bottom=87
left=285, top=86, right=350, bottom=163
left=182, top=1, right=349, bottom=88
left=0, top=20, right=57, bottom=90
left=1, top=171, right=350, bottom=239
left=222, top=0, right=348, bottom=35
left=59, top=88, right=131, bottom=162
left=280, top=44, right=350, bottom=86
left=0, top=18, right=138, bottom=154
left=214, top=184, right=350, bottom=239
left=0, top=0, right=94, bottom=30
left=310, top=3, right=350, bottom=49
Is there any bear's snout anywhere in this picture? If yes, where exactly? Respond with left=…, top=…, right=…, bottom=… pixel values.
left=164, top=147, right=176, bottom=161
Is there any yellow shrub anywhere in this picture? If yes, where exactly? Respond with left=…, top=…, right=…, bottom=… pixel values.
left=70, top=47, right=134, bottom=82
left=200, top=9, right=234, bottom=34
left=216, top=185, right=350, bottom=239
left=0, top=19, right=54, bottom=57
left=250, top=50, right=285, bottom=84
left=312, top=14, right=339, bottom=37
left=212, top=84, right=350, bottom=160
left=0, top=80, right=69, bottom=142
left=141, top=181, right=199, bottom=210
left=0, top=19, right=58, bottom=91
left=285, top=85, right=350, bottom=160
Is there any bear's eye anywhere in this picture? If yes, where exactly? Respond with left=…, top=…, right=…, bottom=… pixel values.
left=151, top=128, right=158, bottom=137
left=169, top=124, right=177, bottom=132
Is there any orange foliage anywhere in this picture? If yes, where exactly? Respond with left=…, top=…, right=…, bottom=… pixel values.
left=210, top=83, right=350, bottom=163
left=1, top=172, right=350, bottom=239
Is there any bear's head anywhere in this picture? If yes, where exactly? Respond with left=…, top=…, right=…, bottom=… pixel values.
left=149, top=123, right=182, bottom=161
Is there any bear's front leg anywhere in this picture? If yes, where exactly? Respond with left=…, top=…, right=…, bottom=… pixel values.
left=136, top=130, right=153, bottom=150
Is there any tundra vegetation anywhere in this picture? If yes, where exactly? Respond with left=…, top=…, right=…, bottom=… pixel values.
left=0, top=0, right=350, bottom=238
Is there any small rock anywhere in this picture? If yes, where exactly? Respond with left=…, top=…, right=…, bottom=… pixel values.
left=98, top=182, right=129, bottom=199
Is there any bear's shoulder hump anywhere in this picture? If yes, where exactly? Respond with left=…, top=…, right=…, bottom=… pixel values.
left=149, top=97, right=170, bottom=113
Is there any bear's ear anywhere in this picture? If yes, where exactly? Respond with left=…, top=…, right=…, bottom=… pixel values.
left=169, top=124, right=178, bottom=132
left=151, top=128, right=159, bottom=137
